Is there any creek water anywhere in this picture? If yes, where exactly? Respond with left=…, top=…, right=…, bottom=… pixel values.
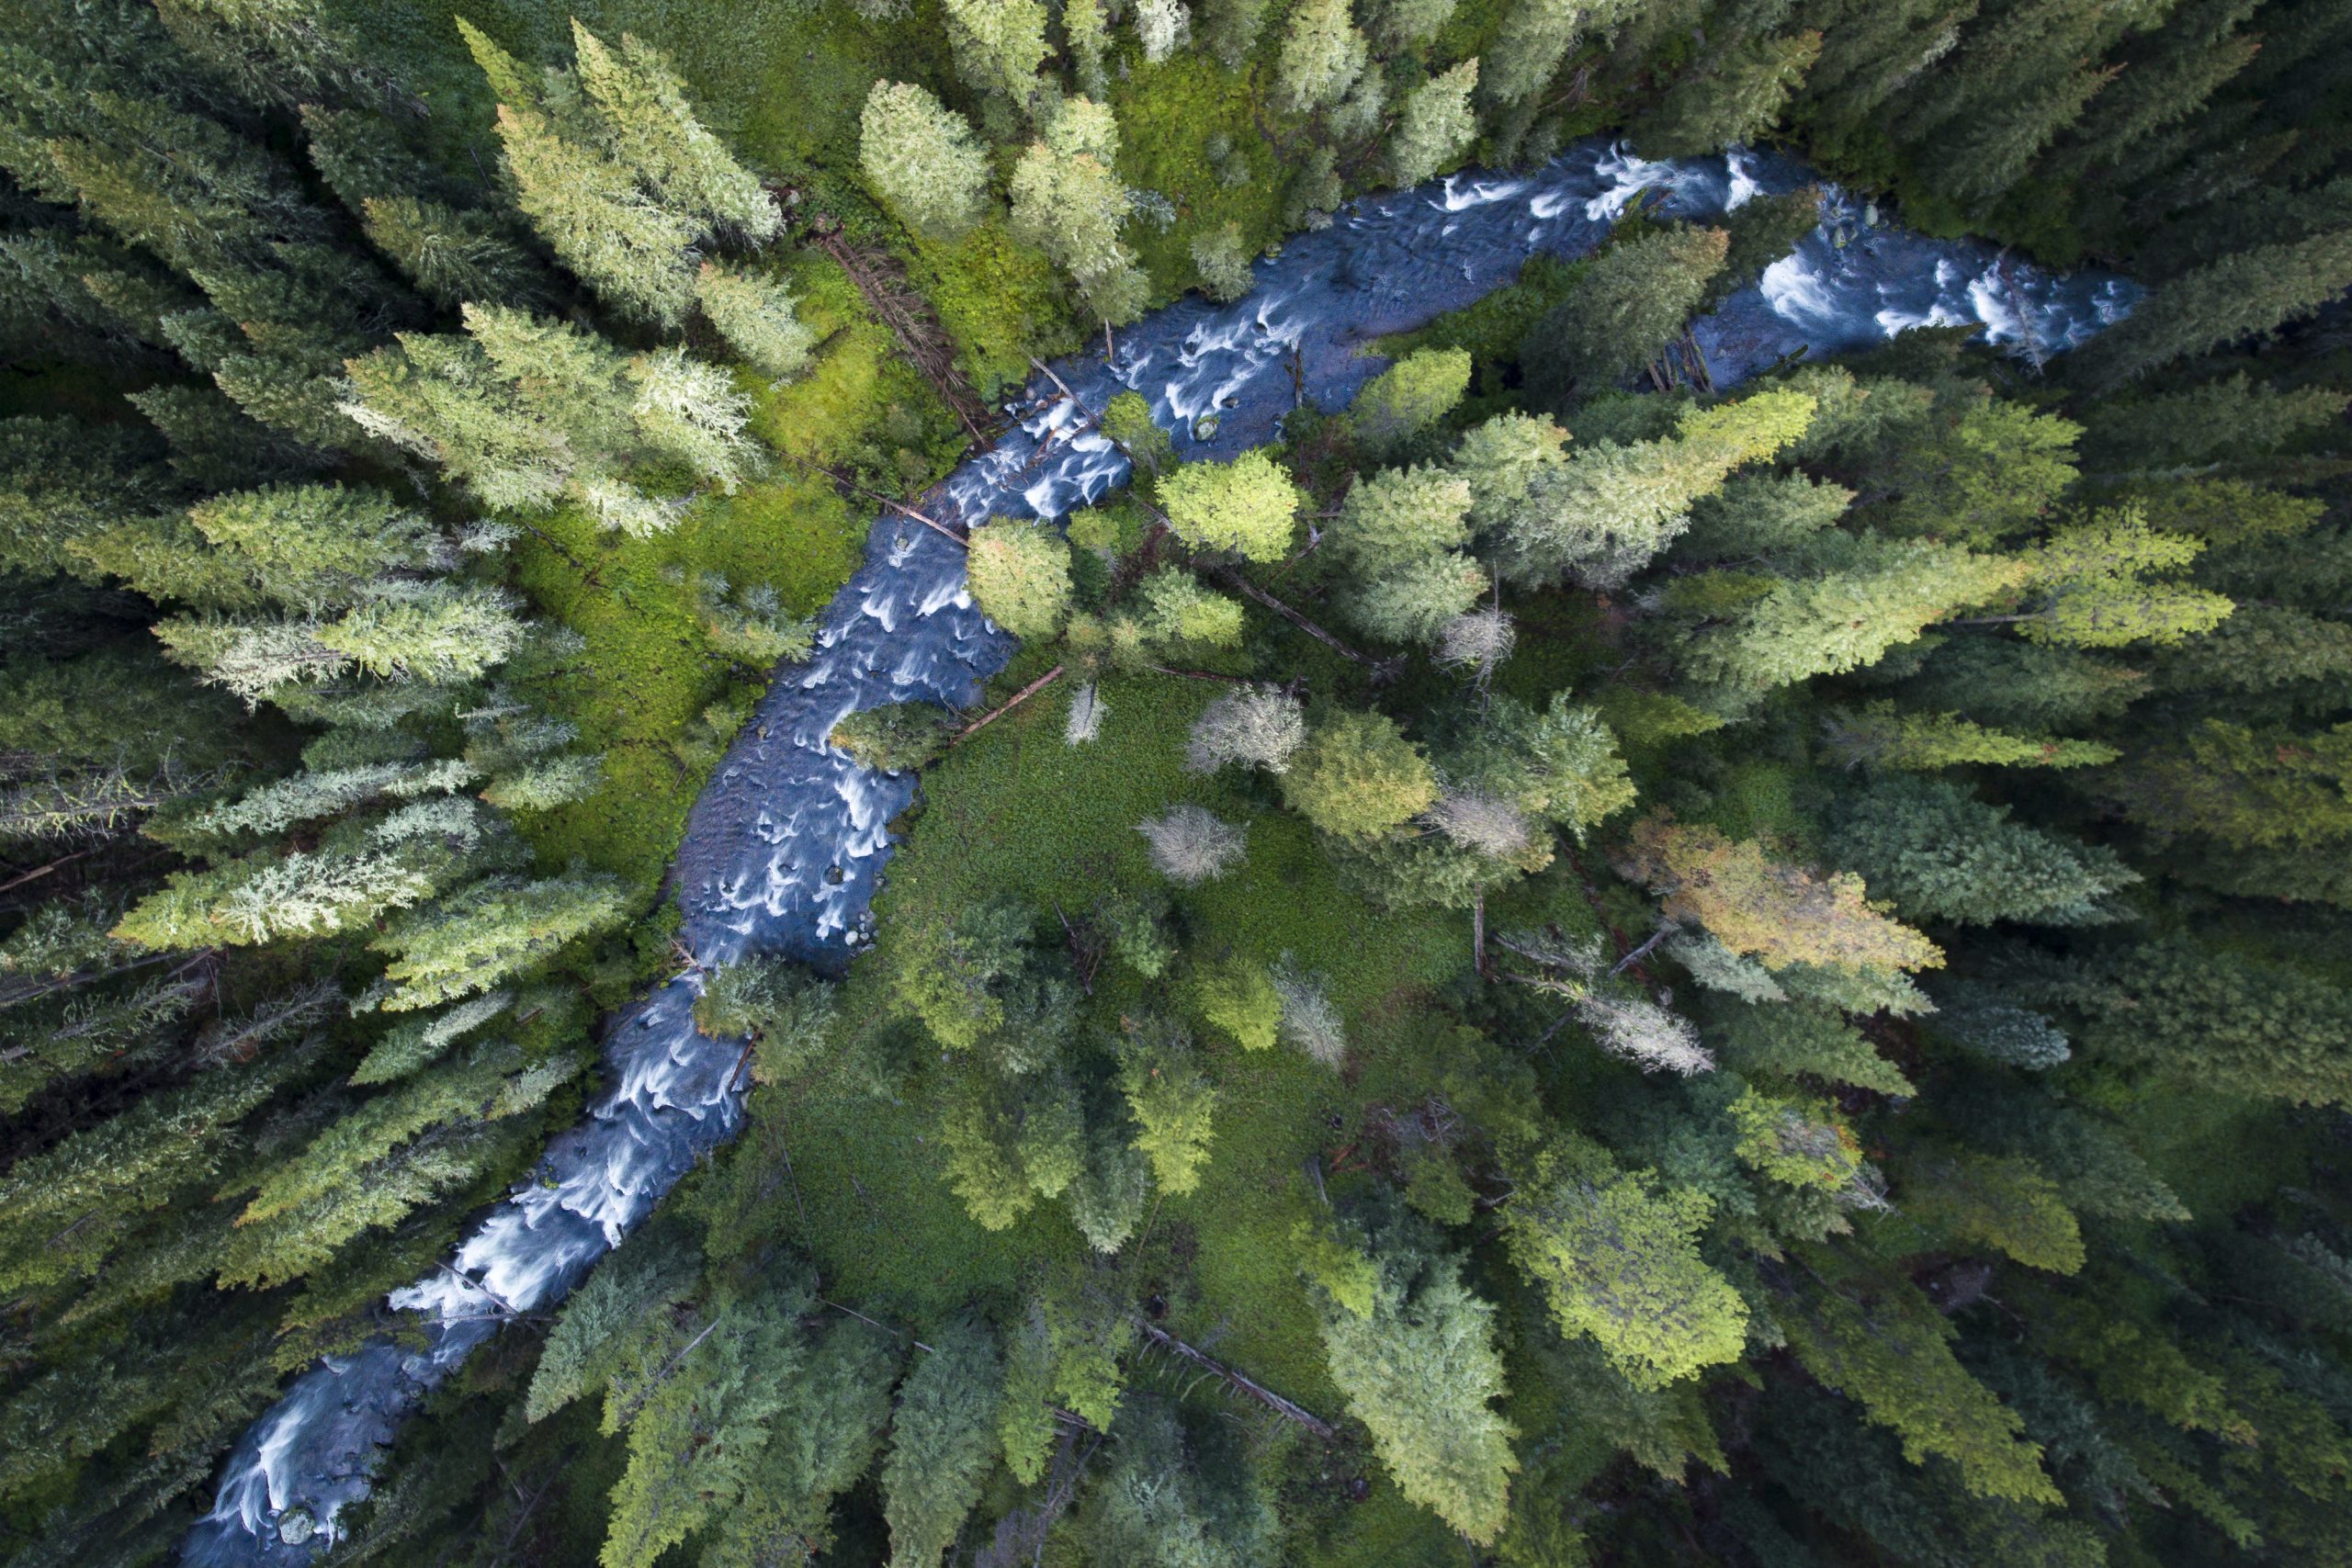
left=182, top=140, right=2134, bottom=1564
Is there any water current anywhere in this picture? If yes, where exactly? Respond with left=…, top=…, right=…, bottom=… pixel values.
left=182, top=140, right=2136, bottom=1564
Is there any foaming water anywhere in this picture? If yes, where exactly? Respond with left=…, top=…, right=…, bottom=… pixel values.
left=182, top=141, right=2133, bottom=1564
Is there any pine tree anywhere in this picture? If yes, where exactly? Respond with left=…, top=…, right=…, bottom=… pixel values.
left=966, top=519, right=1074, bottom=639
left=600, top=1295, right=803, bottom=1568
left=1679, top=533, right=2028, bottom=701
left=1388, top=60, right=1480, bottom=186
left=1280, top=709, right=1439, bottom=841
left=1781, top=1259, right=2061, bottom=1504
left=1273, top=0, right=1368, bottom=115
left=1880, top=397, right=2080, bottom=547
left=1189, top=221, right=1254, bottom=301
left=1504, top=1138, right=1750, bottom=1388
left=1115, top=1016, right=1217, bottom=1195
left=1616, top=813, right=1944, bottom=981
left=1635, top=33, right=1822, bottom=160
left=1351, top=347, right=1472, bottom=457
left=1363, top=0, right=1456, bottom=49
left=368, top=866, right=628, bottom=1011
left=1009, top=97, right=1148, bottom=323
left=1521, top=226, right=1729, bottom=398
left=1492, top=388, right=1815, bottom=588
left=2068, top=228, right=2352, bottom=389
left=704, top=1317, right=900, bottom=1564
left=1820, top=703, right=2117, bottom=771
left=564, top=24, right=779, bottom=244
left=1827, top=773, right=2137, bottom=925
left=881, top=1316, right=1003, bottom=1568
left=1314, top=1208, right=1517, bottom=1541
left=1478, top=0, right=1588, bottom=108
left=1067, top=0, right=1112, bottom=94
left=944, top=0, right=1053, bottom=107
left=1159, top=447, right=1300, bottom=561
left=695, top=263, right=815, bottom=381
left=860, top=82, right=992, bottom=241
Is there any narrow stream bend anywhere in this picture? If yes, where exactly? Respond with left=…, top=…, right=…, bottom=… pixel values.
left=182, top=140, right=2135, bottom=1565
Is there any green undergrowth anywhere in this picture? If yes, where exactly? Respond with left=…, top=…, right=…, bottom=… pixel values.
left=749, top=248, right=969, bottom=491
left=506, top=470, right=865, bottom=892
left=756, top=661, right=1517, bottom=1395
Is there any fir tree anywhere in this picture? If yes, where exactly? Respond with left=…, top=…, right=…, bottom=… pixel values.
left=943, top=0, right=1053, bottom=107
left=1008, top=97, right=1148, bottom=323
left=1272, top=0, right=1368, bottom=115
left=1388, top=61, right=1480, bottom=186
left=1351, top=347, right=1472, bottom=457
left=1314, top=1208, right=1518, bottom=1541
left=1159, top=448, right=1300, bottom=561
left=1279, top=708, right=1439, bottom=841
left=2069, top=228, right=2352, bottom=389
left=860, top=81, right=992, bottom=241
left=1521, top=225, right=1730, bottom=398
left=1827, top=773, right=2138, bottom=925
left=966, top=519, right=1074, bottom=639
left=881, top=1316, right=1003, bottom=1568
left=695, top=263, right=815, bottom=381
left=1635, top=33, right=1822, bottom=159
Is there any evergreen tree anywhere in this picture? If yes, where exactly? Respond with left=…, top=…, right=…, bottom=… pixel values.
left=1827, top=773, right=2138, bottom=925
left=695, top=263, right=815, bottom=381
left=1523, top=227, right=1730, bottom=399
left=1491, top=388, right=1815, bottom=588
left=1635, top=33, right=1822, bottom=159
left=1008, top=97, right=1148, bottom=323
left=965, top=519, right=1074, bottom=638
left=861, top=82, right=993, bottom=241
left=1279, top=708, right=1440, bottom=841
left=944, top=0, right=1053, bottom=107
left=2068, top=228, right=2352, bottom=389
left=1502, top=1138, right=1750, bottom=1389
left=1314, top=1207, right=1518, bottom=1541
left=1351, top=347, right=1472, bottom=457
left=1388, top=60, right=1480, bottom=186
left=1159, top=448, right=1300, bottom=561
left=881, top=1316, right=1004, bottom=1568
left=1272, top=0, right=1368, bottom=115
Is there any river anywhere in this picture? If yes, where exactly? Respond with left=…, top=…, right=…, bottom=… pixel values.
left=181, top=139, right=2134, bottom=1564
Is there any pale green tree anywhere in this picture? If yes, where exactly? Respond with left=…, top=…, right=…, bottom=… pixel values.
left=1159, top=448, right=1299, bottom=560
left=1389, top=61, right=1481, bottom=186
left=860, top=83, right=992, bottom=241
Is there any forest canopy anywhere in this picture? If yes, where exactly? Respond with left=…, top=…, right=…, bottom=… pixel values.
left=3, top=1, right=2351, bottom=1566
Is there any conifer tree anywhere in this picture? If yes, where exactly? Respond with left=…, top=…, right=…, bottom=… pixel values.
left=1351, top=348, right=1472, bottom=457
left=1363, top=0, right=1456, bottom=49
left=1159, top=448, right=1300, bottom=561
left=1521, top=226, right=1729, bottom=398
left=966, top=519, right=1074, bottom=639
left=1008, top=97, right=1148, bottom=323
left=881, top=1316, right=1004, bottom=1568
left=1388, top=61, right=1480, bottom=186
left=1503, top=1139, right=1750, bottom=1388
left=860, top=82, right=993, bottom=241
left=1635, top=33, right=1822, bottom=159
left=1313, top=1208, right=1517, bottom=1541
left=1827, top=773, right=2137, bottom=925
left=1491, top=388, right=1815, bottom=588
left=944, top=0, right=1053, bottom=107
left=695, top=264, right=815, bottom=382
left=1189, top=222, right=1254, bottom=301
left=1273, top=0, right=1368, bottom=115
left=2069, top=228, right=2352, bottom=389
left=368, top=865, right=628, bottom=1011
left=1280, top=708, right=1439, bottom=840
left=1201, top=0, right=1272, bottom=64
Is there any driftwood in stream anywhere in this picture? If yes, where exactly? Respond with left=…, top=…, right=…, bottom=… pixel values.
left=1137, top=1322, right=1338, bottom=1440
